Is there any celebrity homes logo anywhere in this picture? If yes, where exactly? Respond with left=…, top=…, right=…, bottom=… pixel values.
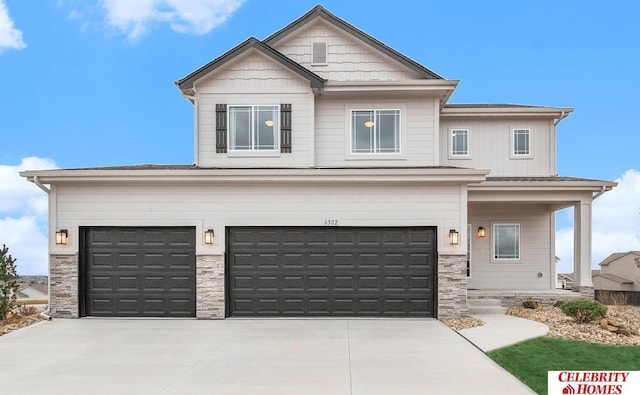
left=548, top=371, right=640, bottom=395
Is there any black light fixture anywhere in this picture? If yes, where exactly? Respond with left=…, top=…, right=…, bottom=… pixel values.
left=55, top=229, right=68, bottom=245
left=477, top=227, right=486, bottom=238
left=204, top=229, right=215, bottom=244
left=448, top=229, right=459, bottom=245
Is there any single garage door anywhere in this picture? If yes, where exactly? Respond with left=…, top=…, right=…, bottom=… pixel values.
left=81, top=227, right=196, bottom=317
left=227, top=227, right=436, bottom=317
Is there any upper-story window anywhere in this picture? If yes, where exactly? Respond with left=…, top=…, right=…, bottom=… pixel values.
left=451, top=129, right=469, bottom=157
left=229, top=105, right=279, bottom=151
left=512, top=128, right=531, bottom=156
left=351, top=109, right=400, bottom=154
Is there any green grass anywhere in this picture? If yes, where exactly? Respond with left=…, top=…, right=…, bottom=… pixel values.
left=488, top=337, right=640, bottom=395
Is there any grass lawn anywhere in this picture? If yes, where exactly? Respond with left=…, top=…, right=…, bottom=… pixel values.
left=488, top=337, right=640, bottom=395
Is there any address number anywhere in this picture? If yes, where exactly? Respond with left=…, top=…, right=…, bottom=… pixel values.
left=324, top=219, right=339, bottom=226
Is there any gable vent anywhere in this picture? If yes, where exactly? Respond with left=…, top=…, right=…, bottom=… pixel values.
left=312, top=42, right=327, bottom=65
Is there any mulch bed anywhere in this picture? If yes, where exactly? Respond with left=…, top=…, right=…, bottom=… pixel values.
left=0, top=308, right=45, bottom=336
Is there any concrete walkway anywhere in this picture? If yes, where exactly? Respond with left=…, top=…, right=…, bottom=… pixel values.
left=459, top=314, right=549, bottom=352
left=0, top=318, right=535, bottom=394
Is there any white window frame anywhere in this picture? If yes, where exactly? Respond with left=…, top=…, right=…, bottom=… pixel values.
left=349, top=108, right=402, bottom=155
left=228, top=105, right=280, bottom=153
left=511, top=128, right=532, bottom=158
left=492, top=223, right=521, bottom=261
left=450, top=128, right=470, bottom=158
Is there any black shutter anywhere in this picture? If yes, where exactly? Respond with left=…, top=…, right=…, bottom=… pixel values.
left=216, top=104, right=227, bottom=153
left=280, top=104, right=292, bottom=153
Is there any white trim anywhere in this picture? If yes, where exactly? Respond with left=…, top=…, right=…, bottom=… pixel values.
left=511, top=128, right=532, bottom=159
left=449, top=128, right=471, bottom=159
left=492, top=223, right=521, bottom=261
left=228, top=104, right=280, bottom=153
left=467, top=223, right=472, bottom=278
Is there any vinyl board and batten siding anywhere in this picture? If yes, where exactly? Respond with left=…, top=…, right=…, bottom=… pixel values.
left=195, top=51, right=314, bottom=167
left=439, top=118, right=556, bottom=176
left=315, top=96, right=438, bottom=167
left=468, top=204, right=554, bottom=290
left=272, top=20, right=421, bottom=81
left=52, top=182, right=465, bottom=255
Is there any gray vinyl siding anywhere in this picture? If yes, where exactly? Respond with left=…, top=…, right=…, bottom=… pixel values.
left=468, top=204, right=553, bottom=290
left=272, top=20, right=420, bottom=81
left=315, top=96, right=438, bottom=167
left=51, top=182, right=466, bottom=256
left=439, top=118, right=556, bottom=176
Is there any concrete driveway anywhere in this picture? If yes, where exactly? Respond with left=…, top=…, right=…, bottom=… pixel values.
left=0, top=318, right=533, bottom=395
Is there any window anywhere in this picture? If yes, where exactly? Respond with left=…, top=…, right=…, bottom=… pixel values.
left=351, top=109, right=400, bottom=154
left=493, top=224, right=520, bottom=260
left=513, top=128, right=530, bottom=156
left=229, top=105, right=279, bottom=151
left=451, top=129, right=469, bottom=156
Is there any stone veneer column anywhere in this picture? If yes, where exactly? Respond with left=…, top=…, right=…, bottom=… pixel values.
left=196, top=255, right=225, bottom=319
left=49, top=254, right=79, bottom=318
left=572, top=286, right=595, bottom=299
left=437, top=254, right=468, bottom=319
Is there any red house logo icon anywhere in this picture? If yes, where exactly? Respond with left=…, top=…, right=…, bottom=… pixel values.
left=563, top=384, right=576, bottom=394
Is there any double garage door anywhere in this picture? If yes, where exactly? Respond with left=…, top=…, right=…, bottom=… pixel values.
left=81, top=226, right=436, bottom=318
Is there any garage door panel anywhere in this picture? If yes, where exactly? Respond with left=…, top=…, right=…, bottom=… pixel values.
left=228, top=227, right=436, bottom=317
left=82, top=227, right=196, bottom=318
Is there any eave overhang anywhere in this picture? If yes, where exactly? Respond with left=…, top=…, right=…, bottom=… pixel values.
left=442, top=104, right=574, bottom=119
left=175, top=37, right=326, bottom=94
left=21, top=167, right=489, bottom=185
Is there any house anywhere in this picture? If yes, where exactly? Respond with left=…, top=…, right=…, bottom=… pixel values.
left=20, top=5, right=616, bottom=319
left=15, top=283, right=48, bottom=301
left=557, top=273, right=574, bottom=290
left=593, top=251, right=640, bottom=292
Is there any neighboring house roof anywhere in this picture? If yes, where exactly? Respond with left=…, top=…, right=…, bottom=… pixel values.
left=599, top=251, right=640, bottom=266
left=593, top=273, right=634, bottom=285
left=15, top=283, right=48, bottom=299
left=263, top=5, right=442, bottom=80
left=176, top=37, right=326, bottom=91
left=592, top=269, right=601, bottom=276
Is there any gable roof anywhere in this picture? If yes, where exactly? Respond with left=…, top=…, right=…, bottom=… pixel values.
left=176, top=37, right=326, bottom=91
left=263, top=5, right=443, bottom=80
left=599, top=251, right=640, bottom=266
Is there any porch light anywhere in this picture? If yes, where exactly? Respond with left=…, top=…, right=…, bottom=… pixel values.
left=364, top=121, right=375, bottom=128
left=55, top=229, right=68, bottom=245
left=264, top=120, right=274, bottom=127
left=477, top=227, right=486, bottom=238
left=204, top=229, right=215, bottom=244
left=448, top=229, right=459, bottom=245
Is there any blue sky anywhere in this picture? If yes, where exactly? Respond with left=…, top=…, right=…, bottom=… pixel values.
left=0, top=0, right=639, bottom=274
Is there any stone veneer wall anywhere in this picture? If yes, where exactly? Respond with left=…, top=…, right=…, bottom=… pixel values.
left=468, top=292, right=583, bottom=308
left=437, top=254, right=468, bottom=319
left=572, top=286, right=595, bottom=299
left=49, top=254, right=79, bottom=318
left=196, top=255, right=225, bottom=319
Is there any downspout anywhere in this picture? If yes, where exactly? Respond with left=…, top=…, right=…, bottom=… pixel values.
left=554, top=110, right=569, bottom=126
left=592, top=185, right=610, bottom=200
left=181, top=92, right=198, bottom=166
left=29, top=176, right=53, bottom=320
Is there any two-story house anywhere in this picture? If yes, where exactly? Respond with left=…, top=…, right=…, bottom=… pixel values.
left=21, top=6, right=615, bottom=319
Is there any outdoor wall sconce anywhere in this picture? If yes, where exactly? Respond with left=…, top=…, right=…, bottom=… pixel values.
left=477, top=227, right=486, bottom=238
left=448, top=229, right=459, bottom=245
left=55, top=229, right=68, bottom=245
left=204, top=229, right=215, bottom=244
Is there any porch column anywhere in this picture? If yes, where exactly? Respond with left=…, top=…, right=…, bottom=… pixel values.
left=573, top=200, right=594, bottom=296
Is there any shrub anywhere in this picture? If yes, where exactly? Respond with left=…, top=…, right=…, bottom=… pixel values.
left=553, top=300, right=566, bottom=308
left=560, top=299, right=607, bottom=323
left=0, top=245, right=19, bottom=320
left=522, top=300, right=539, bottom=309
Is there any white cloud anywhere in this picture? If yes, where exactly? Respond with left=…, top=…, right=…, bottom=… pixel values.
left=556, top=169, right=640, bottom=273
left=0, top=157, right=58, bottom=275
left=0, top=0, right=26, bottom=53
left=100, top=0, right=245, bottom=41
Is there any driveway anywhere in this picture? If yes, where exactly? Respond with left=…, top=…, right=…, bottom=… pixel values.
left=0, top=318, right=533, bottom=394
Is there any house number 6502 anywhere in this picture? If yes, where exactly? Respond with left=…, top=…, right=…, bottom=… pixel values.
left=324, top=219, right=339, bottom=226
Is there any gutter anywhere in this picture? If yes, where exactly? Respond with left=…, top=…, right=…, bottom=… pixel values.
left=27, top=176, right=53, bottom=321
